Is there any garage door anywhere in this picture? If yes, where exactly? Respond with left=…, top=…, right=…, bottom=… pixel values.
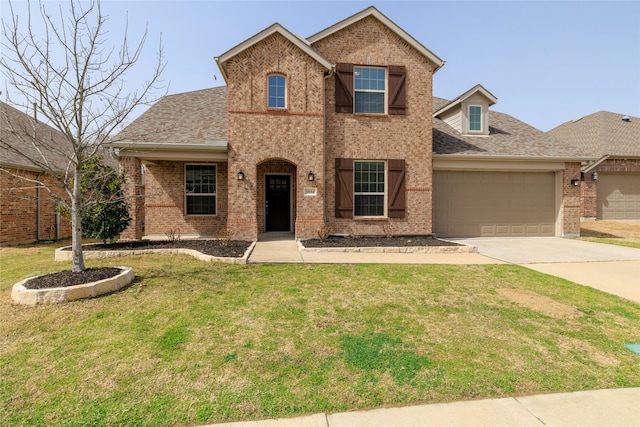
left=434, top=171, right=556, bottom=237
left=597, top=174, right=640, bottom=219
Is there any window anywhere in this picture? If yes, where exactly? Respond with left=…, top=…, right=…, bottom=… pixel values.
left=335, top=63, right=406, bottom=115
left=469, top=105, right=482, bottom=132
left=267, top=74, right=286, bottom=108
left=354, top=161, right=386, bottom=216
left=185, top=165, right=216, bottom=215
left=354, top=67, right=386, bottom=114
left=335, top=159, right=405, bottom=219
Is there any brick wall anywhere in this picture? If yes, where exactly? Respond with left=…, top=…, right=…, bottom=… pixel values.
left=226, top=32, right=326, bottom=240
left=581, top=158, right=640, bottom=219
left=135, top=160, right=229, bottom=237
left=562, top=162, right=582, bottom=236
left=120, top=156, right=144, bottom=240
left=312, top=16, right=436, bottom=236
left=1, top=168, right=71, bottom=244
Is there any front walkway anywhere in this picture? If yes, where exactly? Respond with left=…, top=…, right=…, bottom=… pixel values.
left=248, top=233, right=500, bottom=265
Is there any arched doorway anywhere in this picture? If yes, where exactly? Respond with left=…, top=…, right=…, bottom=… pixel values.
left=257, top=159, right=297, bottom=234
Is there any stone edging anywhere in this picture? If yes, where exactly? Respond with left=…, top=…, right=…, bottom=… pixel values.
left=11, top=267, right=134, bottom=306
left=297, top=240, right=477, bottom=254
left=54, top=241, right=257, bottom=264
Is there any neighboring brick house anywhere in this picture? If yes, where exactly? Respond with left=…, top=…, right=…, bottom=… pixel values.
left=548, top=112, right=640, bottom=220
left=0, top=101, right=72, bottom=244
left=113, top=6, right=591, bottom=241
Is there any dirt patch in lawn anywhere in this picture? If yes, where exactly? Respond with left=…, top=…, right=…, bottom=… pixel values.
left=63, top=240, right=252, bottom=257
left=302, top=235, right=460, bottom=248
left=581, top=220, right=640, bottom=241
left=23, top=267, right=123, bottom=290
left=497, top=288, right=583, bottom=319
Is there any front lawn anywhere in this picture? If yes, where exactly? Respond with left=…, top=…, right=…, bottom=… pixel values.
left=1, top=243, right=639, bottom=426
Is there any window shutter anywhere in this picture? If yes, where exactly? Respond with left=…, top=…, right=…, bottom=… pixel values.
left=388, top=65, right=407, bottom=115
left=387, top=159, right=406, bottom=218
left=335, top=158, right=354, bottom=218
left=335, top=63, right=354, bottom=113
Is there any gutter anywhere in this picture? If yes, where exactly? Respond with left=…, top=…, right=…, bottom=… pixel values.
left=432, top=153, right=597, bottom=163
left=581, top=154, right=609, bottom=173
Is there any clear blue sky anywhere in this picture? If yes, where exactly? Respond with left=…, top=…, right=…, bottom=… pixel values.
left=2, top=0, right=639, bottom=131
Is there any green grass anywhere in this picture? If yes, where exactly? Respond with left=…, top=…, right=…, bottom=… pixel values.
left=1, top=243, right=639, bottom=426
left=576, top=236, right=640, bottom=249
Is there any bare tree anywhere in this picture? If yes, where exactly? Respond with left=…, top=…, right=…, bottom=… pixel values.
left=1, top=0, right=164, bottom=271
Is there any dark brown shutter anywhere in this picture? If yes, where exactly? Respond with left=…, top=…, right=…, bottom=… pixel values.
left=388, top=65, right=407, bottom=115
left=335, top=158, right=354, bottom=218
left=335, top=63, right=354, bottom=113
left=387, top=159, right=406, bottom=218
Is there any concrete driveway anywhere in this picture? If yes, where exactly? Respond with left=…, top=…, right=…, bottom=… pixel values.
left=452, top=237, right=640, bottom=303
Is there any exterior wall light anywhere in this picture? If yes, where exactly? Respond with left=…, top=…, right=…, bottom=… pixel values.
left=571, top=178, right=580, bottom=186
left=592, top=172, right=598, bottom=181
left=308, top=171, right=315, bottom=182
left=237, top=171, right=245, bottom=181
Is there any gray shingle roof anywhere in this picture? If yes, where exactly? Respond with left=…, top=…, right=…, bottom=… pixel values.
left=116, top=86, right=228, bottom=145
left=0, top=101, right=71, bottom=172
left=432, top=97, right=592, bottom=159
left=547, top=111, right=640, bottom=158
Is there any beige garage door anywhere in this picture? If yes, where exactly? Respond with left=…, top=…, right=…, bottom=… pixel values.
left=597, top=174, right=640, bottom=219
left=434, top=171, right=556, bottom=237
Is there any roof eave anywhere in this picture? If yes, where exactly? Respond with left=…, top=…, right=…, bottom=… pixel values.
left=433, top=153, right=597, bottom=163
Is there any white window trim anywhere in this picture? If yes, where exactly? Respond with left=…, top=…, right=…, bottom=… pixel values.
left=354, top=66, right=387, bottom=114
left=185, top=163, right=217, bottom=216
left=468, top=105, right=483, bottom=133
left=267, top=73, right=287, bottom=109
left=353, top=160, right=387, bottom=218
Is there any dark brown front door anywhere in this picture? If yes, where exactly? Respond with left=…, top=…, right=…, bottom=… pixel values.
left=265, top=175, right=291, bottom=231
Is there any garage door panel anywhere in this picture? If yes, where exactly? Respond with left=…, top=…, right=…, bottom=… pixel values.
left=434, top=171, right=556, bottom=237
left=597, top=174, right=640, bottom=220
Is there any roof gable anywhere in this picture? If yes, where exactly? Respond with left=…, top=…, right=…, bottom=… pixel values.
left=307, top=6, right=445, bottom=72
left=433, top=84, right=497, bottom=118
left=216, top=23, right=332, bottom=82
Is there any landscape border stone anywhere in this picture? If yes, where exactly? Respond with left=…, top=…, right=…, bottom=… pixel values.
left=11, top=267, right=134, bottom=306
left=298, top=240, right=477, bottom=254
left=54, top=241, right=257, bottom=264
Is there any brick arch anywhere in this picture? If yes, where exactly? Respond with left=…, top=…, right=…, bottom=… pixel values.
left=256, top=158, right=298, bottom=234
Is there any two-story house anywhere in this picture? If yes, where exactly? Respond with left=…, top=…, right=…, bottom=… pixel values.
left=113, top=6, right=591, bottom=242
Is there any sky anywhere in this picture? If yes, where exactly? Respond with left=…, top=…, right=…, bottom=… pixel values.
left=1, top=0, right=639, bottom=132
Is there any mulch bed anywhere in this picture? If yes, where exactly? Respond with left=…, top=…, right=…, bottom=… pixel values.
left=64, top=240, right=253, bottom=258
left=24, top=267, right=123, bottom=290
left=301, top=235, right=461, bottom=248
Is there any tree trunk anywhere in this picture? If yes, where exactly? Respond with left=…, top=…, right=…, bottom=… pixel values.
left=71, top=165, right=85, bottom=272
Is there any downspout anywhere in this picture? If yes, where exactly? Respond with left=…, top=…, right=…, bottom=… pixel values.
left=36, top=172, right=41, bottom=241
left=323, top=66, right=334, bottom=225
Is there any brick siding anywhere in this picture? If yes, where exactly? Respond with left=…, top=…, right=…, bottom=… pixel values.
left=312, top=16, right=436, bottom=236
left=225, top=32, right=326, bottom=240
left=1, top=168, right=71, bottom=244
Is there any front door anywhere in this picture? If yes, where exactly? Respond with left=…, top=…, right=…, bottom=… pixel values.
left=265, top=175, right=291, bottom=231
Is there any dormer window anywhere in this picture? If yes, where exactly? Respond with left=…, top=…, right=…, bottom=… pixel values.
left=469, top=105, right=482, bottom=132
left=267, top=74, right=286, bottom=108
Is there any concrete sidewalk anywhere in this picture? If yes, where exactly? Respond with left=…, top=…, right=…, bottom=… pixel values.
left=206, top=388, right=640, bottom=427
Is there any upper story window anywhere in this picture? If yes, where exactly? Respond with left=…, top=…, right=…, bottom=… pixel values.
left=267, top=74, right=286, bottom=109
left=469, top=105, right=482, bottom=132
left=335, top=63, right=407, bottom=115
left=354, top=67, right=386, bottom=114
left=185, top=164, right=216, bottom=215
